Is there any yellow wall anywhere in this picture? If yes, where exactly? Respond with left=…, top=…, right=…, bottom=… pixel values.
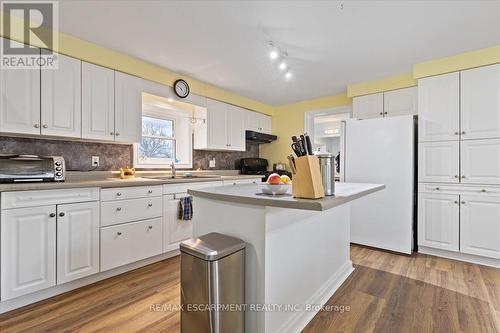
left=347, top=73, right=417, bottom=97
left=260, top=93, right=352, bottom=167
left=0, top=11, right=274, bottom=115
left=414, top=45, right=500, bottom=78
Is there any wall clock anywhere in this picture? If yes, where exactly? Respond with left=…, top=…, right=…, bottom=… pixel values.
left=173, top=79, right=190, bottom=98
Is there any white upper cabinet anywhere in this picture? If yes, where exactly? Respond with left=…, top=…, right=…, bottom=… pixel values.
left=114, top=71, right=144, bottom=143
left=352, top=93, right=384, bottom=119
left=418, top=141, right=459, bottom=183
left=195, top=98, right=246, bottom=151
left=57, top=201, right=100, bottom=284
left=0, top=38, right=41, bottom=135
left=418, top=193, right=460, bottom=252
left=461, top=64, right=500, bottom=140
left=82, top=62, right=115, bottom=141
left=460, top=195, right=500, bottom=259
left=41, top=52, right=82, bottom=138
left=1, top=205, right=57, bottom=301
left=227, top=104, right=246, bottom=151
left=245, top=111, right=272, bottom=134
left=207, top=99, right=229, bottom=150
left=461, top=139, right=500, bottom=184
left=383, top=87, right=418, bottom=117
left=418, top=72, right=460, bottom=142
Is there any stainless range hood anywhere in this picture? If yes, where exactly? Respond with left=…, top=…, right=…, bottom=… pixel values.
left=245, top=130, right=277, bottom=143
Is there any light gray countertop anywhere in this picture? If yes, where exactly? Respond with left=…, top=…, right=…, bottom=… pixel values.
left=0, top=173, right=263, bottom=192
left=188, top=182, right=385, bottom=211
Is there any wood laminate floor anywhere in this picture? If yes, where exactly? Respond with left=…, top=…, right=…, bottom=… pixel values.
left=1, top=245, right=499, bottom=333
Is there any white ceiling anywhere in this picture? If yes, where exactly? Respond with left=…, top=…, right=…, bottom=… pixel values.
left=57, top=0, right=500, bottom=105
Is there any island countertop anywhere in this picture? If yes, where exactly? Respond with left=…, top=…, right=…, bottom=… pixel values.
left=188, top=182, right=385, bottom=211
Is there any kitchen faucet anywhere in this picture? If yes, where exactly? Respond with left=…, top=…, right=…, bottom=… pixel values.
left=171, top=162, right=176, bottom=178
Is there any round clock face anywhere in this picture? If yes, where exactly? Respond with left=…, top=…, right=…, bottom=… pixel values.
left=174, top=79, right=190, bottom=98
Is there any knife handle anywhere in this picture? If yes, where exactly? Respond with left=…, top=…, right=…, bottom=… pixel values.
left=305, top=135, right=313, bottom=155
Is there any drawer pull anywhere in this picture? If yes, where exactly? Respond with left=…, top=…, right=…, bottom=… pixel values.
left=49, top=213, right=56, bottom=218
left=116, top=207, right=122, bottom=211
left=148, top=190, right=153, bottom=194
left=116, top=192, right=122, bottom=196
left=148, top=225, right=153, bottom=229
left=59, top=212, right=65, bottom=217
left=117, top=232, right=122, bottom=236
left=481, top=189, right=487, bottom=193
left=148, top=203, right=153, bottom=207
left=435, top=187, right=440, bottom=191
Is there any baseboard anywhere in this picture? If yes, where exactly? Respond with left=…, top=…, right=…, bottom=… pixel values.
left=419, top=246, right=500, bottom=268
left=276, top=260, right=354, bottom=333
left=0, top=250, right=180, bottom=314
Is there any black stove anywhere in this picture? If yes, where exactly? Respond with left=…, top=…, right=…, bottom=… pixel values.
left=239, top=158, right=292, bottom=181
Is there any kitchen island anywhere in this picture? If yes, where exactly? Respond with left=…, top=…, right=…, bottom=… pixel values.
left=188, top=182, right=384, bottom=333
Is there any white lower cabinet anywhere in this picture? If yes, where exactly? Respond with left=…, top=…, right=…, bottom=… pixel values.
left=1, top=206, right=57, bottom=301
left=163, top=194, right=192, bottom=252
left=460, top=195, right=500, bottom=259
left=100, top=218, right=163, bottom=271
left=418, top=193, right=460, bottom=252
left=57, top=202, right=100, bottom=284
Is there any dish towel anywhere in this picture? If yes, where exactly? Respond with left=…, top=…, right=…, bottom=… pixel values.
left=178, top=196, right=193, bottom=221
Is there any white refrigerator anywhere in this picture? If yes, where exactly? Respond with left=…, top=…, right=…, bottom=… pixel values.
left=341, top=115, right=415, bottom=254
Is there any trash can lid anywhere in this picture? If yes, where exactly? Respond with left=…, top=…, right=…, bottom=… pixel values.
left=180, top=232, right=246, bottom=261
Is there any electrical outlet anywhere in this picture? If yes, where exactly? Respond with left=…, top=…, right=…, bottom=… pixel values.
left=92, top=156, right=100, bottom=167
left=209, top=158, right=216, bottom=168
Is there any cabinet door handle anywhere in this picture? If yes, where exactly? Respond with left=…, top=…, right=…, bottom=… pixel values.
left=49, top=213, right=56, bottom=218
left=461, top=131, right=466, bottom=135
left=454, top=175, right=459, bottom=179
left=148, top=203, right=153, bottom=207
left=454, top=201, right=459, bottom=204
left=42, top=124, right=48, bottom=128
left=461, top=175, right=466, bottom=179
left=435, top=187, right=440, bottom=190
left=481, top=189, right=487, bottom=193
left=116, top=192, right=122, bottom=196
left=454, top=132, right=459, bottom=135
left=148, top=190, right=153, bottom=194
left=148, top=225, right=153, bottom=230
left=110, top=132, right=115, bottom=136
left=115, top=132, right=120, bottom=136
left=116, top=207, right=122, bottom=211
left=384, top=112, right=388, bottom=115
left=59, top=212, right=65, bottom=217
left=461, top=201, right=466, bottom=205
left=34, top=124, right=40, bottom=128
left=379, top=112, right=383, bottom=115
left=117, top=232, right=122, bottom=236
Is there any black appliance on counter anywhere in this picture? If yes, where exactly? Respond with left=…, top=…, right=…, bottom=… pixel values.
left=239, top=158, right=292, bottom=181
left=245, top=130, right=277, bottom=143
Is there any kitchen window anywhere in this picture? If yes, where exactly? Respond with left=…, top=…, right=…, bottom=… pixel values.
left=134, top=93, right=193, bottom=168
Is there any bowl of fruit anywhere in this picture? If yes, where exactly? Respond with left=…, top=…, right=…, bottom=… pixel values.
left=260, top=173, right=292, bottom=195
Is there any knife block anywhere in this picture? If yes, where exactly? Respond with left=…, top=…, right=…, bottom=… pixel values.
left=292, top=156, right=325, bottom=199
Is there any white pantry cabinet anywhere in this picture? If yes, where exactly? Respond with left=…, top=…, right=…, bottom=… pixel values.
left=418, top=193, right=460, bottom=252
left=459, top=195, right=500, bottom=259
left=245, top=111, right=272, bottom=134
left=418, top=72, right=460, bottom=142
left=352, top=93, right=384, bottom=119
left=0, top=39, right=41, bottom=135
left=461, top=139, right=500, bottom=184
left=41, top=52, right=82, bottom=138
left=57, top=202, right=100, bottom=284
left=114, top=71, right=144, bottom=143
left=82, top=62, right=115, bottom=141
left=1, top=206, right=57, bottom=300
left=418, top=141, right=459, bottom=183
left=461, top=64, right=500, bottom=140
left=383, top=87, right=418, bottom=117
left=194, top=98, right=245, bottom=151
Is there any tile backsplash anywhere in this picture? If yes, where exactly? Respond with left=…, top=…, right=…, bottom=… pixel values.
left=0, top=136, right=260, bottom=171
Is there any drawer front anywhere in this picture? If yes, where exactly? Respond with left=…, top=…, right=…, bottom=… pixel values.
left=1, top=188, right=99, bottom=209
left=101, top=197, right=162, bottom=227
left=418, top=183, right=500, bottom=196
left=163, top=181, right=222, bottom=195
left=100, top=218, right=163, bottom=271
left=101, top=185, right=162, bottom=202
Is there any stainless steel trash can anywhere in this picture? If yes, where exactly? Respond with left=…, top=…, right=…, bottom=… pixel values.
left=180, top=232, right=245, bottom=333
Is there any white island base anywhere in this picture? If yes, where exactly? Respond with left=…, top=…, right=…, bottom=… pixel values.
left=190, top=183, right=384, bottom=333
